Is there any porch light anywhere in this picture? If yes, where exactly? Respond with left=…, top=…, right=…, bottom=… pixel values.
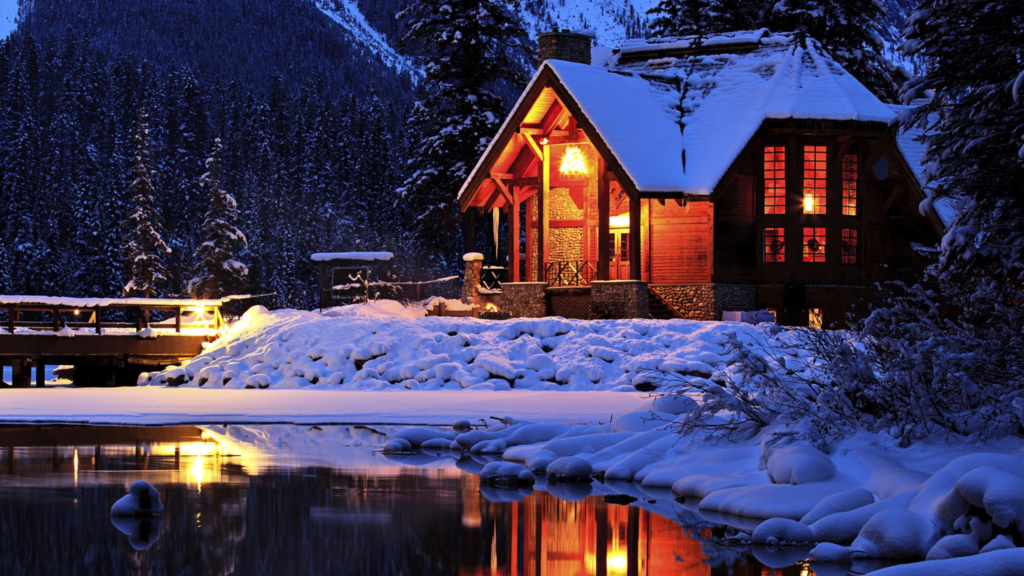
left=73, top=309, right=79, bottom=315
left=803, top=194, right=814, bottom=213
left=559, top=146, right=588, bottom=176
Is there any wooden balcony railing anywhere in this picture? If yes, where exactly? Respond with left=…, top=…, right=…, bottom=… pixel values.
left=545, top=261, right=598, bottom=287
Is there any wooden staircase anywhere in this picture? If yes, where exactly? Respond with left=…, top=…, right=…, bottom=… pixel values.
left=648, top=288, right=685, bottom=320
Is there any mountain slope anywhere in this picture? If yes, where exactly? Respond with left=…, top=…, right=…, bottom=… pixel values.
left=314, top=0, right=418, bottom=76
left=0, top=0, right=18, bottom=39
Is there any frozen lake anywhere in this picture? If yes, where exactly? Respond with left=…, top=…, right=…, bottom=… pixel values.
left=0, top=424, right=905, bottom=575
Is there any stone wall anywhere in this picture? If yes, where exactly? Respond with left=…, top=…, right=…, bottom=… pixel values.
left=549, top=187, right=583, bottom=264
left=538, top=31, right=592, bottom=65
left=460, top=253, right=483, bottom=306
left=501, top=282, right=548, bottom=318
left=592, top=280, right=649, bottom=319
left=651, top=284, right=757, bottom=321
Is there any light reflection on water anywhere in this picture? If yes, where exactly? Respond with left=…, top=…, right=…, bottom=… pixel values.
left=0, top=425, right=823, bottom=575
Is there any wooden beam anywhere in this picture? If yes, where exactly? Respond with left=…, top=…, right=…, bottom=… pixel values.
left=491, top=176, right=513, bottom=205
left=523, top=133, right=544, bottom=162
left=629, top=194, right=642, bottom=280
left=881, top=184, right=904, bottom=212
left=35, top=359, right=45, bottom=388
left=525, top=195, right=535, bottom=281
left=509, top=186, right=521, bottom=282
left=540, top=142, right=550, bottom=282
left=597, top=157, right=611, bottom=281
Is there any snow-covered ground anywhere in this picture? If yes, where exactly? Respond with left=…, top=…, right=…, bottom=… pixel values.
left=141, top=304, right=764, bottom=391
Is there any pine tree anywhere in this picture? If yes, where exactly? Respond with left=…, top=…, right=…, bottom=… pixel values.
left=898, top=0, right=1024, bottom=299
left=648, top=0, right=759, bottom=39
left=768, top=0, right=899, bottom=101
left=397, top=0, right=532, bottom=274
left=186, top=138, right=248, bottom=299
left=121, top=106, right=171, bottom=298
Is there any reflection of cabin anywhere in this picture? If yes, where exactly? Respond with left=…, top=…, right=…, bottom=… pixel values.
left=313, top=252, right=393, bottom=308
left=458, top=30, right=946, bottom=326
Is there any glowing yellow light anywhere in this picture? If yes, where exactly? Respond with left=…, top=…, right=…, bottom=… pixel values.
left=609, top=215, right=630, bottom=227
left=73, top=448, right=79, bottom=472
left=539, top=137, right=549, bottom=145
left=484, top=302, right=499, bottom=312
left=73, top=309, right=80, bottom=316
left=559, top=146, right=589, bottom=176
left=608, top=554, right=628, bottom=572
left=191, top=454, right=205, bottom=492
left=803, top=194, right=814, bottom=213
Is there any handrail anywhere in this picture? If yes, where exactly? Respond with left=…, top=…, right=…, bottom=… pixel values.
left=545, top=261, right=598, bottom=287
left=481, top=266, right=506, bottom=291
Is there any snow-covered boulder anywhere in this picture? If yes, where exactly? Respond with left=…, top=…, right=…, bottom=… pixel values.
left=926, top=534, right=980, bottom=560
left=849, top=509, right=940, bottom=560
left=479, top=461, right=534, bottom=487
left=546, top=456, right=593, bottom=482
left=766, top=444, right=836, bottom=485
left=637, top=394, right=697, bottom=415
left=801, top=488, right=875, bottom=525
left=111, top=480, right=164, bottom=516
left=751, top=518, right=815, bottom=545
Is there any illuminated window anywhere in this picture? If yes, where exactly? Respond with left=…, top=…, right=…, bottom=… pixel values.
left=763, top=228, right=785, bottom=263
left=841, top=229, right=858, bottom=264
left=809, top=308, right=823, bottom=329
left=803, top=145, right=827, bottom=214
left=764, top=146, right=786, bottom=214
left=842, top=154, right=858, bottom=216
left=802, top=227, right=826, bottom=263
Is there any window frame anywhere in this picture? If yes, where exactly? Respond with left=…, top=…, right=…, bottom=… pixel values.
left=802, top=227, right=827, bottom=263
left=841, top=228, right=859, bottom=265
left=802, top=144, right=828, bottom=215
left=763, top=227, right=786, bottom=264
left=842, top=153, right=858, bottom=217
left=762, top=145, right=787, bottom=215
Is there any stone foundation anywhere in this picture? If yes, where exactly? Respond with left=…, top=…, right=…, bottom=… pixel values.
left=501, top=282, right=548, bottom=318
left=651, top=284, right=757, bottom=321
left=591, top=280, right=649, bottom=319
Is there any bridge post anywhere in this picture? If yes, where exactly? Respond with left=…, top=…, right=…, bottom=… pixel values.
left=35, top=359, right=45, bottom=388
left=11, top=360, right=31, bottom=388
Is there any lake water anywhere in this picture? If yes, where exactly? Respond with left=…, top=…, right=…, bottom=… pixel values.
left=0, top=424, right=877, bottom=575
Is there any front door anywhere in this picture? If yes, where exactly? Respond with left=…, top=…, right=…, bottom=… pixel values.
left=608, top=230, right=631, bottom=280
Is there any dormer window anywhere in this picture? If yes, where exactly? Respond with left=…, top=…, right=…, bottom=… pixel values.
left=764, top=146, right=786, bottom=215
left=803, top=145, right=827, bottom=214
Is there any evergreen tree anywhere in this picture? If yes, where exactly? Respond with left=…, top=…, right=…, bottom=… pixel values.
left=121, top=106, right=171, bottom=298
left=648, top=0, right=758, bottom=39
left=898, top=0, right=1024, bottom=300
left=186, top=138, right=248, bottom=299
left=397, top=0, right=532, bottom=274
left=767, top=0, right=899, bottom=101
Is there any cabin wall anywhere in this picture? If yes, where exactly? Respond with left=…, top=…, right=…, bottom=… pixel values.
left=711, top=129, right=940, bottom=326
left=649, top=200, right=714, bottom=284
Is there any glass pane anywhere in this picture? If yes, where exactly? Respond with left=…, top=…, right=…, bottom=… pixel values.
left=620, top=233, right=629, bottom=261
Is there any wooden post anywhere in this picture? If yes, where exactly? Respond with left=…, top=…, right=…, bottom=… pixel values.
left=11, top=361, right=30, bottom=388
left=35, top=359, right=45, bottom=388
left=629, top=192, right=642, bottom=281
left=540, top=142, right=550, bottom=283
left=52, top=308, right=60, bottom=331
left=6, top=306, right=13, bottom=334
left=597, top=158, right=610, bottom=280
left=524, top=195, right=535, bottom=281
left=94, top=308, right=101, bottom=334
left=135, top=308, right=143, bottom=332
left=509, top=187, right=521, bottom=282
left=175, top=308, right=182, bottom=333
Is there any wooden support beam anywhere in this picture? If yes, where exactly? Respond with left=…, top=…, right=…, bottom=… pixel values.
left=491, top=176, right=513, bottom=205
left=94, top=308, right=101, bottom=334
left=523, top=133, right=544, bottom=162
left=175, top=308, right=182, bottom=334
left=597, top=157, right=611, bottom=281
left=629, top=194, right=642, bottom=280
left=882, top=184, right=905, bottom=212
left=509, top=186, right=521, bottom=282
left=539, top=142, right=550, bottom=283
left=52, top=308, right=60, bottom=332
left=7, top=307, right=13, bottom=335
left=35, top=359, right=45, bottom=388
left=525, top=195, right=535, bottom=281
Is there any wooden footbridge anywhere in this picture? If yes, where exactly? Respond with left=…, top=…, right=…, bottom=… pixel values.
left=0, top=295, right=262, bottom=387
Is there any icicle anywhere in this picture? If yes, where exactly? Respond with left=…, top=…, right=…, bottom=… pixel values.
left=492, top=207, right=499, bottom=260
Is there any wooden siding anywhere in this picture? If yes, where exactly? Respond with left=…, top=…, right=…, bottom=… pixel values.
left=649, top=200, right=713, bottom=284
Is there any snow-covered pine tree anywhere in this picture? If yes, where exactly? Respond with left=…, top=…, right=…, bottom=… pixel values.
left=768, top=0, right=899, bottom=101
left=186, top=138, right=248, bottom=299
left=397, top=0, right=532, bottom=274
left=899, top=0, right=1024, bottom=301
left=121, top=106, right=171, bottom=298
left=648, top=0, right=759, bottom=39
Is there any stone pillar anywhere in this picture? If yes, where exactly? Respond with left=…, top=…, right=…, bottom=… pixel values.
left=461, top=252, right=484, bottom=306
left=501, top=283, right=548, bottom=318
left=591, top=280, right=649, bottom=319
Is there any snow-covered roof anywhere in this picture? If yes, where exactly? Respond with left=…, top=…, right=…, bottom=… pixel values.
left=311, top=252, right=394, bottom=263
left=461, top=30, right=913, bottom=201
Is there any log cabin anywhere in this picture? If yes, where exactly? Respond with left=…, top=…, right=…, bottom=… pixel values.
left=457, top=30, right=949, bottom=326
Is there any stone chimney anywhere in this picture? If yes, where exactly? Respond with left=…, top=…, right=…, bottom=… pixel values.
left=538, top=29, right=593, bottom=65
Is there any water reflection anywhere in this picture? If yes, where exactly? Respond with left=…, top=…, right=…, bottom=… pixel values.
left=0, top=425, right=821, bottom=575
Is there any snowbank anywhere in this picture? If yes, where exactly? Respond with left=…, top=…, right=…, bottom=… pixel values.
left=143, top=307, right=774, bottom=391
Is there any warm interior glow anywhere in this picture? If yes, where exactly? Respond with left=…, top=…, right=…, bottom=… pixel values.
left=609, top=215, right=630, bottom=228
left=809, top=308, right=823, bottom=329
left=539, top=137, right=549, bottom=145
left=608, top=554, right=628, bottom=572
left=559, top=146, right=589, bottom=176
left=484, top=302, right=499, bottom=312
left=803, top=194, right=814, bottom=213
left=73, top=309, right=80, bottom=315
left=191, top=454, right=205, bottom=492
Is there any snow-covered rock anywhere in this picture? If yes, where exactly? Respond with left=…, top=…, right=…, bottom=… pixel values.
left=546, top=456, right=593, bottom=482
left=111, top=480, right=164, bottom=516
left=767, top=444, right=837, bottom=485
left=849, top=509, right=940, bottom=560
left=479, top=461, right=534, bottom=487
